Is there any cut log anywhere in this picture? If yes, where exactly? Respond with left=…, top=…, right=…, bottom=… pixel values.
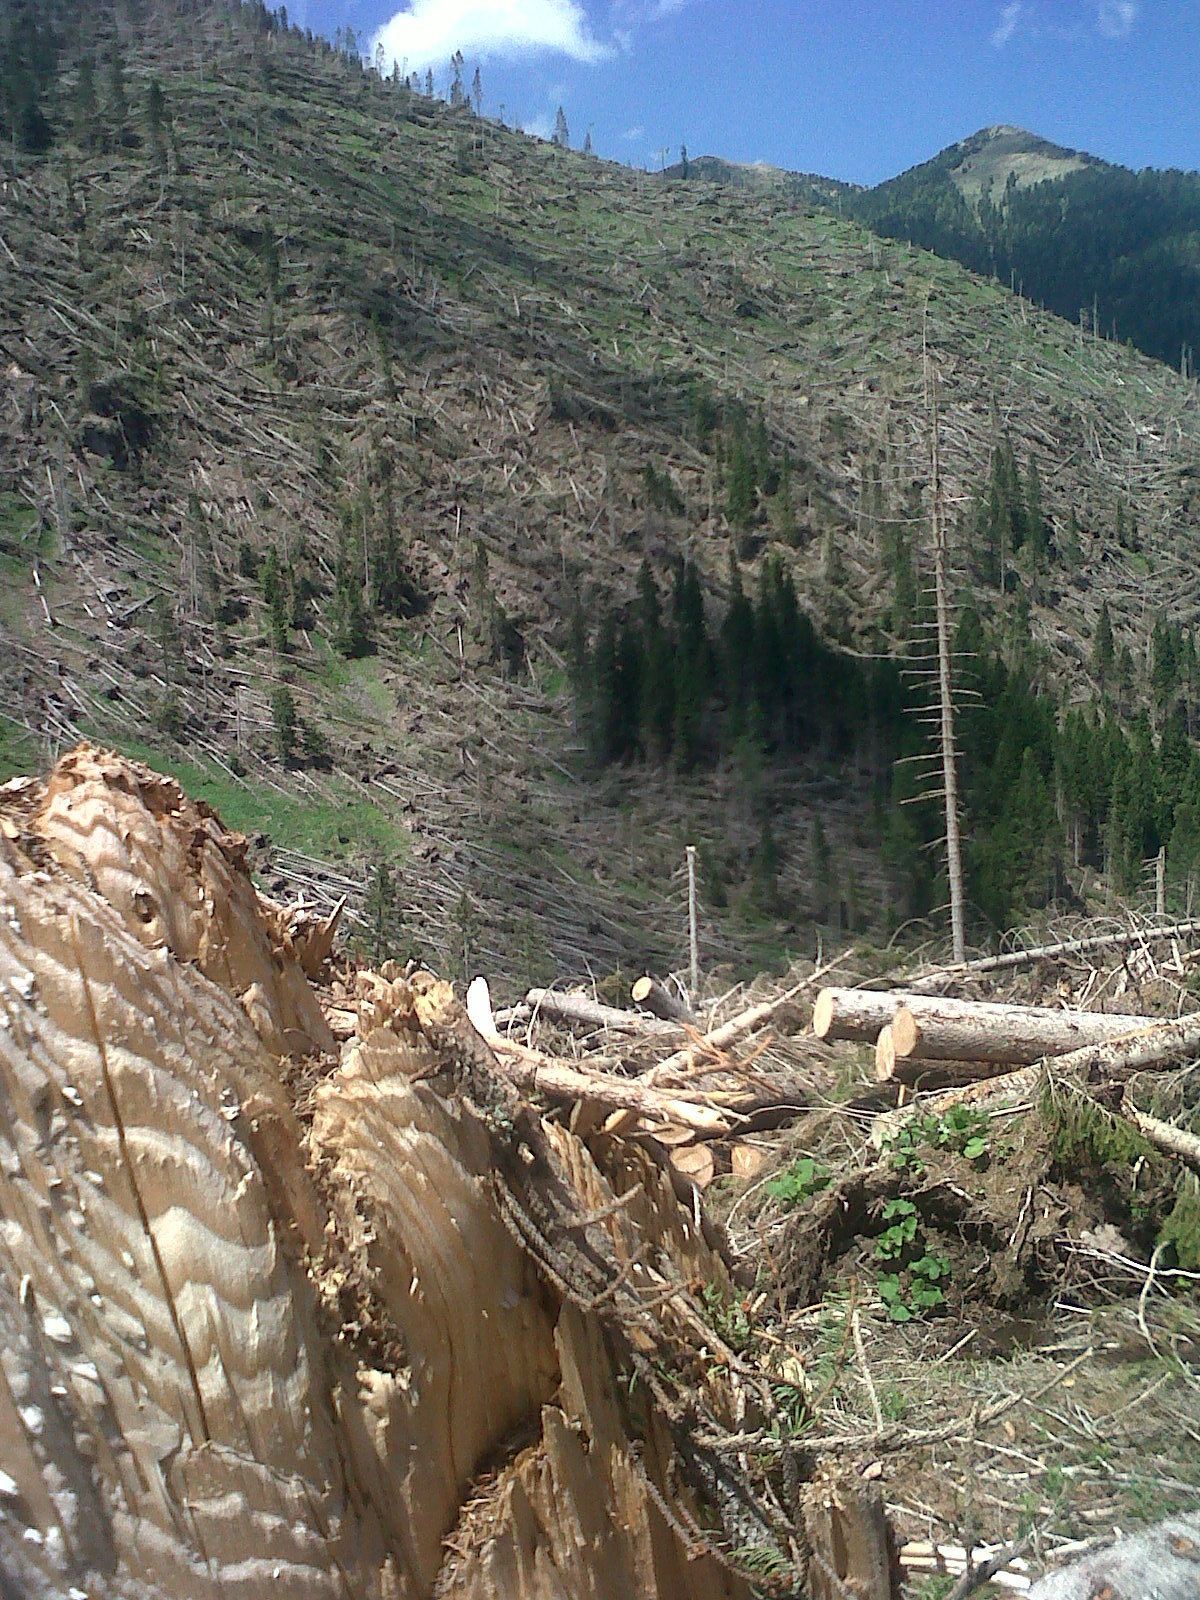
left=632, top=974, right=698, bottom=1026
left=525, top=986, right=677, bottom=1036
left=817, top=987, right=1162, bottom=1062
left=888, top=997, right=1172, bottom=1067
left=875, top=1025, right=1021, bottom=1087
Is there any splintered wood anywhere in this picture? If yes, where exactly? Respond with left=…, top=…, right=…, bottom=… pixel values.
left=0, top=746, right=838, bottom=1600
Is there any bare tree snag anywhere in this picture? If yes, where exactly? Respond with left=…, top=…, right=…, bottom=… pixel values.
left=929, top=366, right=966, bottom=965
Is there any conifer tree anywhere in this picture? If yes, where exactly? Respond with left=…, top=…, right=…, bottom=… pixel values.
left=1093, top=601, right=1114, bottom=690
left=270, top=684, right=297, bottom=762
left=552, top=105, right=569, bottom=148
left=108, top=41, right=127, bottom=139
left=73, top=53, right=96, bottom=148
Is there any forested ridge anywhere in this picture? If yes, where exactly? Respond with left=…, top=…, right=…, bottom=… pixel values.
left=844, top=127, right=1200, bottom=372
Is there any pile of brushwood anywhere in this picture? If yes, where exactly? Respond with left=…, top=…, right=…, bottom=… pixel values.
left=480, top=917, right=1200, bottom=1596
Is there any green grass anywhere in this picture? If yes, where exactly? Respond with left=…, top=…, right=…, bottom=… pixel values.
left=0, top=717, right=41, bottom=780
left=110, top=741, right=410, bottom=863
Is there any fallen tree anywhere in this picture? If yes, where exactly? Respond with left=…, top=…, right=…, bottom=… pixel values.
left=815, top=987, right=1158, bottom=1057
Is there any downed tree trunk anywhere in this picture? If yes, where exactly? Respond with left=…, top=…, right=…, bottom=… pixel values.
left=1120, top=1092, right=1200, bottom=1170
left=886, top=997, right=1175, bottom=1067
left=816, top=987, right=1160, bottom=1061
left=1027, top=1512, right=1200, bottom=1598
left=1046, top=1010, right=1200, bottom=1080
left=632, top=974, right=698, bottom=1026
left=871, top=1066, right=1043, bottom=1148
left=525, top=985, right=678, bottom=1035
left=906, top=918, right=1200, bottom=992
left=488, top=1032, right=732, bottom=1135
left=465, top=979, right=728, bottom=1134
left=875, top=1025, right=1019, bottom=1086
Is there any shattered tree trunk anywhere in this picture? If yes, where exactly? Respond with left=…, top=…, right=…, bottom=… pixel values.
left=0, top=747, right=769, bottom=1600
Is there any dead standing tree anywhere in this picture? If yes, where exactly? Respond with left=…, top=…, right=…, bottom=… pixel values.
left=930, top=365, right=967, bottom=963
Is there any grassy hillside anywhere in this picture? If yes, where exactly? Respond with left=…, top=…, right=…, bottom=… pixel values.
left=4, top=1, right=1200, bottom=986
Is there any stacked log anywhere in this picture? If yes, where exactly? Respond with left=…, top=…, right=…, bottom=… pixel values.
left=815, top=985, right=1200, bottom=1093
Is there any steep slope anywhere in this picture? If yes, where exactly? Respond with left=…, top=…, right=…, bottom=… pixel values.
left=3, top=4, right=1200, bottom=976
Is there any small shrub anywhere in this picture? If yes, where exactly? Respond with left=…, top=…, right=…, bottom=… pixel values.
left=767, top=1156, right=831, bottom=1208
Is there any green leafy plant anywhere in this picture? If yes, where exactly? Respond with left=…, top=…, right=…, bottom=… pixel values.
left=701, top=1283, right=752, bottom=1354
left=873, top=1197, right=918, bottom=1260
left=884, top=1107, right=990, bottom=1172
left=767, top=1156, right=832, bottom=1207
left=878, top=1252, right=950, bottom=1321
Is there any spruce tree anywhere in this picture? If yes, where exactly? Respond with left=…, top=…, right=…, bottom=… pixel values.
left=552, top=105, right=569, bottom=148
left=73, top=53, right=96, bottom=148
left=1093, top=601, right=1114, bottom=690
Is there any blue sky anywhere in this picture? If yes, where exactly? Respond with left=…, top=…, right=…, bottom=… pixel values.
left=290, top=1, right=1197, bottom=184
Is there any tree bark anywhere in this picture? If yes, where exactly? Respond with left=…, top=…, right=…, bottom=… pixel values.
left=1027, top=1513, right=1200, bottom=1599
left=887, top=997, right=1166, bottom=1067
left=875, top=1024, right=1021, bottom=1086
left=524, top=987, right=678, bottom=1036
left=1047, top=1010, right=1200, bottom=1080
left=632, top=974, right=698, bottom=1027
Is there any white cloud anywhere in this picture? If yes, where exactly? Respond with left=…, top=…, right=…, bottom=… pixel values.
left=991, top=1, right=1025, bottom=46
left=371, top=0, right=610, bottom=74
left=621, top=124, right=644, bottom=141
left=1097, top=0, right=1137, bottom=37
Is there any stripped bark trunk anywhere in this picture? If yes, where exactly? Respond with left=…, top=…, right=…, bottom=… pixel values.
left=905, top=918, right=1200, bottom=992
